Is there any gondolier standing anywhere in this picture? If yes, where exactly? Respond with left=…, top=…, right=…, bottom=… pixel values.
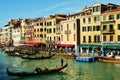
left=61, top=58, right=64, bottom=67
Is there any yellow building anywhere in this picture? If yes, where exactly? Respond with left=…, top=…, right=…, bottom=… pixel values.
left=34, top=18, right=46, bottom=44
left=101, top=3, right=120, bottom=49
left=20, top=19, right=26, bottom=43
left=59, top=13, right=80, bottom=50
left=45, top=14, right=66, bottom=47
left=79, top=2, right=120, bottom=55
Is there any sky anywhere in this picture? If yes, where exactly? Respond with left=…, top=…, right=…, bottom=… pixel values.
left=0, top=0, right=120, bottom=28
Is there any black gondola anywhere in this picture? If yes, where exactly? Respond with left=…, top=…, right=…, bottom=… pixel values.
left=6, top=63, right=68, bottom=76
left=21, top=54, right=55, bottom=60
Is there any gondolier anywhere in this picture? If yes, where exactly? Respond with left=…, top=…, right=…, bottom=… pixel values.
left=61, top=58, right=64, bottom=67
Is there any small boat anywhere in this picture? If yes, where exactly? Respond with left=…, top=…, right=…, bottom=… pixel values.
left=76, top=56, right=94, bottom=62
left=98, top=56, right=120, bottom=63
left=63, top=53, right=76, bottom=59
left=21, top=54, right=55, bottom=60
left=6, top=63, right=68, bottom=76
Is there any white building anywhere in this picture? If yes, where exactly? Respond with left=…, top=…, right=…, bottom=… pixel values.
left=12, top=22, right=21, bottom=46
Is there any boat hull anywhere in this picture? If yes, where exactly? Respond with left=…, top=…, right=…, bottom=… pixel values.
left=98, top=56, right=120, bottom=63
left=21, top=54, right=55, bottom=60
left=6, top=63, right=68, bottom=76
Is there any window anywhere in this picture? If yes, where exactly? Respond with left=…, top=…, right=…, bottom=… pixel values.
left=40, top=28, right=43, bottom=32
left=37, top=29, right=39, bottom=32
left=44, top=28, right=46, bottom=31
left=110, top=35, right=113, bottom=41
left=44, top=34, right=46, bottom=38
left=88, top=26, right=92, bottom=31
left=88, top=26, right=90, bottom=31
left=37, top=34, right=39, bottom=37
left=118, top=24, right=120, bottom=30
left=117, top=14, right=120, bottom=19
left=93, top=26, right=95, bottom=31
left=118, top=35, right=120, bottom=41
left=82, top=27, right=86, bottom=32
left=83, top=18, right=85, bottom=23
left=103, top=25, right=107, bottom=30
left=103, top=16, right=106, bottom=21
left=94, top=35, right=100, bottom=42
left=88, top=17, right=91, bottom=23
left=67, top=24, right=69, bottom=30
left=34, top=29, right=36, bottom=32
left=96, top=6, right=100, bottom=12
left=44, top=22, right=46, bottom=26
left=37, top=23, right=39, bottom=26
left=109, top=15, right=114, bottom=20
left=93, top=7, right=95, bottom=12
left=93, top=6, right=100, bottom=12
left=40, top=23, right=43, bottom=26
left=67, top=35, right=69, bottom=41
left=94, top=16, right=99, bottom=22
left=109, top=24, right=113, bottom=31
left=49, top=29, right=52, bottom=33
left=61, top=35, right=63, bottom=41
left=88, top=36, right=91, bottom=42
left=103, top=36, right=106, bottom=41
left=54, top=36, right=55, bottom=41
left=83, top=36, right=86, bottom=42
left=40, top=34, right=43, bottom=38
left=50, top=37, right=51, bottom=41
left=74, top=34, right=76, bottom=41
left=61, top=25, right=63, bottom=31
left=53, top=28, right=55, bottom=33
left=73, top=23, right=76, bottom=30
left=96, top=26, right=100, bottom=31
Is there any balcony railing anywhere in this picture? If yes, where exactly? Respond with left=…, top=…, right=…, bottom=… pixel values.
left=64, top=30, right=71, bottom=34
left=46, top=40, right=55, bottom=43
left=101, top=29, right=115, bottom=34
left=56, top=31, right=61, bottom=34
left=55, top=41, right=61, bottom=44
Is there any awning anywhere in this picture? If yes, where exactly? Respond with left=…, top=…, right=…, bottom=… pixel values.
left=55, top=44, right=74, bottom=48
left=80, top=44, right=101, bottom=48
left=80, top=44, right=120, bottom=49
left=25, top=42, right=40, bottom=46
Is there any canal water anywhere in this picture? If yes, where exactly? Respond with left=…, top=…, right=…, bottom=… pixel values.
left=0, top=49, right=120, bottom=80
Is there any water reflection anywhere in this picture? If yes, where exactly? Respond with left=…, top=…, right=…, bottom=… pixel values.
left=1, top=49, right=120, bottom=80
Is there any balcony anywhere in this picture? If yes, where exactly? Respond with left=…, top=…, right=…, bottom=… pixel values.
left=64, top=30, right=71, bottom=34
left=55, top=41, right=61, bottom=44
left=101, top=29, right=115, bottom=34
left=56, top=31, right=61, bottom=34
left=46, top=40, right=55, bottom=43
left=101, top=20, right=115, bottom=24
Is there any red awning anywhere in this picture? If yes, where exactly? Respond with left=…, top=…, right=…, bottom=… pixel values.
left=55, top=44, right=74, bottom=48
left=25, top=42, right=40, bottom=46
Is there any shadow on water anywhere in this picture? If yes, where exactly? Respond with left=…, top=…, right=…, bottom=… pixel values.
left=9, top=71, right=68, bottom=80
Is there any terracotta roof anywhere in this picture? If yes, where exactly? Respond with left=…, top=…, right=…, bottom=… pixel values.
left=103, top=6, right=120, bottom=13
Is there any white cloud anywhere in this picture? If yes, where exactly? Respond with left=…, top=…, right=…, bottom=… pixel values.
left=42, top=2, right=73, bottom=12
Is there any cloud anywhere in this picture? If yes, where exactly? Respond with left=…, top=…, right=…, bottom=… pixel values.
left=42, top=2, right=73, bottom=12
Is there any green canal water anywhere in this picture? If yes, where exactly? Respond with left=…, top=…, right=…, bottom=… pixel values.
left=0, top=49, right=120, bottom=80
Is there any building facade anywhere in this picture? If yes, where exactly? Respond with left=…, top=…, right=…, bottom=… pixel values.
left=59, top=14, right=80, bottom=50
left=79, top=2, right=120, bottom=55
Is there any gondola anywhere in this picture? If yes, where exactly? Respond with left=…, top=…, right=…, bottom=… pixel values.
left=6, top=63, right=68, bottom=76
left=21, top=54, right=55, bottom=60
left=98, top=56, right=120, bottom=63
